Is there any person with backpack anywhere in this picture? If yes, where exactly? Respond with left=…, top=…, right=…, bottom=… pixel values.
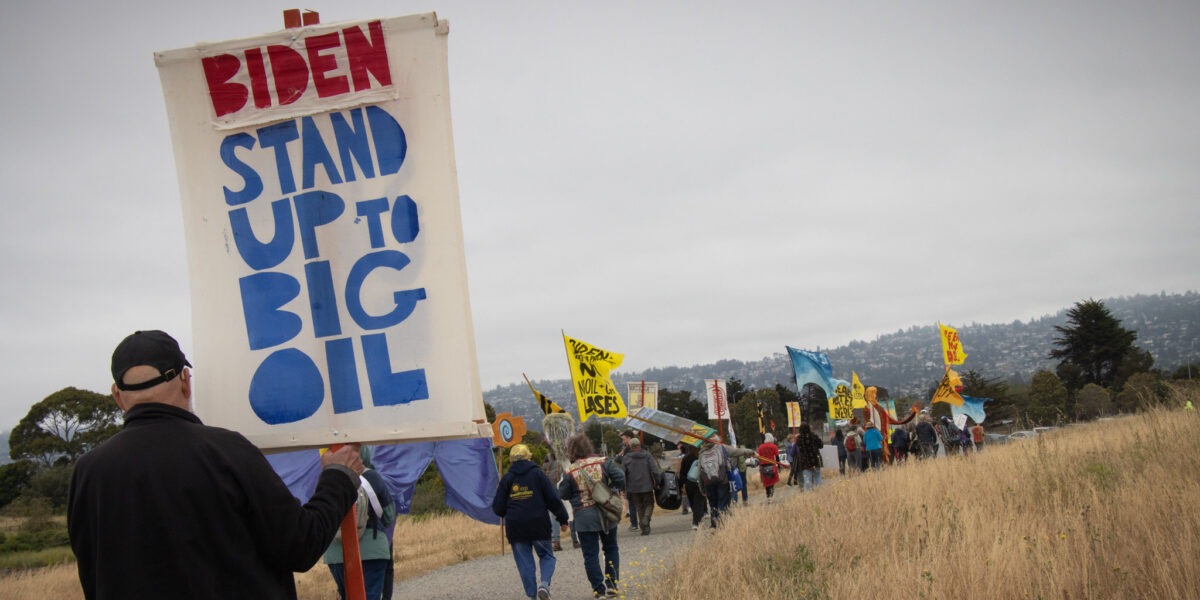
left=323, top=450, right=396, bottom=600
left=494, top=444, right=570, bottom=600
left=757, top=433, right=781, bottom=504
left=863, top=422, right=884, bottom=469
left=559, top=434, right=625, bottom=598
left=697, top=439, right=755, bottom=528
left=679, top=445, right=706, bottom=531
left=844, top=427, right=864, bottom=474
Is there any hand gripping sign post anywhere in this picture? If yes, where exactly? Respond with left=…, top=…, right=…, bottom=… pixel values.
left=155, top=12, right=487, bottom=600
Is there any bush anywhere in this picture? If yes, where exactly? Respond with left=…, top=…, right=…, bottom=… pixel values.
left=0, top=461, right=37, bottom=509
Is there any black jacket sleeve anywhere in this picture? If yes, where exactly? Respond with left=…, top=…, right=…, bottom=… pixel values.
left=233, top=437, right=359, bottom=572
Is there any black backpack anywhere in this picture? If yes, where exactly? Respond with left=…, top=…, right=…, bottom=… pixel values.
left=654, top=470, right=682, bottom=510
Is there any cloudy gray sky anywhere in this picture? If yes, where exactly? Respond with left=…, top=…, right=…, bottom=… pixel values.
left=2, top=1, right=1197, bottom=431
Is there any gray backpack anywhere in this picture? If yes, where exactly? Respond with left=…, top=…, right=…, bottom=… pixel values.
left=697, top=444, right=728, bottom=486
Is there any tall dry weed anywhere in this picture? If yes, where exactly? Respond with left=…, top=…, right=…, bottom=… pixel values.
left=641, top=389, right=1200, bottom=600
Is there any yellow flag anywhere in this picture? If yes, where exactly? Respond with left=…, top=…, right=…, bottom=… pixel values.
left=939, top=323, right=967, bottom=365
left=524, top=373, right=567, bottom=416
left=851, top=372, right=867, bottom=409
left=931, top=369, right=965, bottom=406
left=563, top=334, right=627, bottom=420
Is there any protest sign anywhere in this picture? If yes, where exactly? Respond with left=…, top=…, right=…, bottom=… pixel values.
left=564, top=334, right=627, bottom=420
left=828, top=383, right=853, bottom=421
left=154, top=14, right=487, bottom=450
left=704, top=379, right=728, bottom=420
left=626, top=381, right=658, bottom=411
left=786, top=401, right=802, bottom=428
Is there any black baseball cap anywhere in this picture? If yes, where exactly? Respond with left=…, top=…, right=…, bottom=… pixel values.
left=111, top=330, right=192, bottom=391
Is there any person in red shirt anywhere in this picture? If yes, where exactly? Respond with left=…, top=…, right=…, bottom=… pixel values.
left=970, top=423, right=985, bottom=452
left=757, top=434, right=781, bottom=504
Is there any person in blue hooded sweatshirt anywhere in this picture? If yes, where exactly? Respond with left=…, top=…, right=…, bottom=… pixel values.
left=493, top=444, right=570, bottom=600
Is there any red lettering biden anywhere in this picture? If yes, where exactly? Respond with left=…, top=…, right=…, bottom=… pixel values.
left=201, top=21, right=392, bottom=118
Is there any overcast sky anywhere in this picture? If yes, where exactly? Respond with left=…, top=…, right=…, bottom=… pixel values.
left=2, top=1, right=1198, bottom=432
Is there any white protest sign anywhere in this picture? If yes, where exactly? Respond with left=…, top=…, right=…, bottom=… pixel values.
left=704, top=379, right=728, bottom=420
left=154, top=14, right=487, bottom=450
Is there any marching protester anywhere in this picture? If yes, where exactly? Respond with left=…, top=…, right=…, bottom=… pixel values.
left=69, top=330, right=364, bottom=600
left=560, top=434, right=625, bottom=598
left=757, top=433, right=781, bottom=504
left=795, top=425, right=824, bottom=490
left=620, top=437, right=660, bottom=535
left=542, top=451, right=577, bottom=550
left=679, top=445, right=707, bottom=530
left=970, top=422, right=986, bottom=453
left=916, top=416, right=940, bottom=458
left=616, top=430, right=639, bottom=531
left=939, top=416, right=963, bottom=456
left=493, top=444, right=570, bottom=600
left=845, top=427, right=865, bottom=472
left=324, top=449, right=397, bottom=600
left=890, top=423, right=910, bottom=463
left=863, top=422, right=884, bottom=469
left=697, top=439, right=755, bottom=527
left=832, top=429, right=848, bottom=475
left=785, top=433, right=801, bottom=486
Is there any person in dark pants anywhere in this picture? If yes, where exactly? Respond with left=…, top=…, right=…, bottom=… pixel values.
left=620, top=438, right=660, bottom=535
left=494, top=444, right=569, bottom=600
left=679, top=445, right=706, bottom=530
left=615, top=430, right=638, bottom=531
left=560, top=434, right=625, bottom=598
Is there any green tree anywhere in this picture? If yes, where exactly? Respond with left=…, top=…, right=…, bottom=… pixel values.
left=484, top=402, right=496, bottom=423
left=1116, top=372, right=1165, bottom=412
left=10, top=387, right=122, bottom=467
left=959, top=370, right=1016, bottom=423
left=658, top=389, right=706, bottom=423
left=1049, top=299, right=1141, bottom=392
left=0, top=460, right=37, bottom=509
left=1027, top=370, right=1068, bottom=425
left=1075, top=383, right=1112, bottom=420
left=729, top=394, right=762, bottom=449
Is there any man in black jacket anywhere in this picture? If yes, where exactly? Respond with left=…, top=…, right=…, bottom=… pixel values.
left=68, top=330, right=364, bottom=600
left=493, top=444, right=569, bottom=600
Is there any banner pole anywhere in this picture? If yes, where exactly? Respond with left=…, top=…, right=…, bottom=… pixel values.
left=330, top=443, right=366, bottom=600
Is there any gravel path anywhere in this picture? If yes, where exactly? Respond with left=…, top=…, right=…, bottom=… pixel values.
left=395, top=484, right=810, bottom=600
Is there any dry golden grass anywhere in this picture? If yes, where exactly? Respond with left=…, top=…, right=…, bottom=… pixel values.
left=0, top=563, right=79, bottom=600
left=641, top=389, right=1200, bottom=600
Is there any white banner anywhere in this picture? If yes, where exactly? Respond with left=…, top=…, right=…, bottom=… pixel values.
left=154, top=14, right=487, bottom=451
left=704, top=378, right=728, bottom=420
left=626, top=381, right=657, bottom=411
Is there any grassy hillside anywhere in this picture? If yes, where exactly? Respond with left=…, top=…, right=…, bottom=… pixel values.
left=639, top=387, right=1200, bottom=599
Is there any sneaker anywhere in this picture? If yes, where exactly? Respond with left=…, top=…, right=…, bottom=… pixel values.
left=605, top=585, right=619, bottom=597
left=552, top=541, right=562, bottom=551
left=629, top=524, right=639, bottom=532
left=691, top=524, right=699, bottom=531
left=537, top=587, right=551, bottom=600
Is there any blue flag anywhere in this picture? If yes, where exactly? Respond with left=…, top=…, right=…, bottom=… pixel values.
left=952, top=395, right=994, bottom=424
left=267, top=437, right=501, bottom=525
left=786, top=346, right=840, bottom=398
